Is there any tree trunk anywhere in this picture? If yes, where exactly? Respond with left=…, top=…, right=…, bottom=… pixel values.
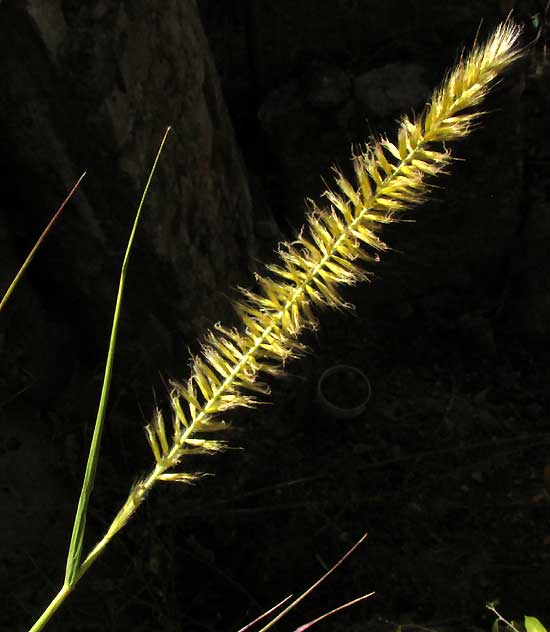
left=0, top=0, right=256, bottom=405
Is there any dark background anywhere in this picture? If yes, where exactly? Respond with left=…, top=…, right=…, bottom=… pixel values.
left=1, top=1, right=550, bottom=631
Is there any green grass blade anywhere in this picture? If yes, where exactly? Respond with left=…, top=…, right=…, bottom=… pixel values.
left=64, top=127, right=171, bottom=587
left=0, top=172, right=86, bottom=314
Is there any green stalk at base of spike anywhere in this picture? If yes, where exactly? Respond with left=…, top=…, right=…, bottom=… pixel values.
left=26, top=127, right=171, bottom=632
left=63, top=126, right=172, bottom=587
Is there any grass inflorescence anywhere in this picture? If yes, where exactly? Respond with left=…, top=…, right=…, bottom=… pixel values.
left=24, top=18, right=523, bottom=632
left=129, top=18, right=523, bottom=526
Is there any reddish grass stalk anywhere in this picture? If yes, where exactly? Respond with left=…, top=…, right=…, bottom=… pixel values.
left=236, top=595, right=294, bottom=632
left=0, top=171, right=86, bottom=313
left=293, top=591, right=375, bottom=632
left=253, top=531, right=370, bottom=632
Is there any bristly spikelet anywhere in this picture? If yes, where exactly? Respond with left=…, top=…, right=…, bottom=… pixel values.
left=118, top=20, right=522, bottom=531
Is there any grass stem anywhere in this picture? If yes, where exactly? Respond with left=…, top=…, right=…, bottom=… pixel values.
left=0, top=172, right=86, bottom=314
left=27, top=585, right=72, bottom=632
left=26, top=127, right=171, bottom=632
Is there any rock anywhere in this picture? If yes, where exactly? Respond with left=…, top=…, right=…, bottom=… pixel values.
left=305, top=64, right=351, bottom=111
left=258, top=80, right=303, bottom=141
left=354, top=63, right=431, bottom=118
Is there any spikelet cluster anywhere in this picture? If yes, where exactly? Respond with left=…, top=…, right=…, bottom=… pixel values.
left=107, top=20, right=522, bottom=536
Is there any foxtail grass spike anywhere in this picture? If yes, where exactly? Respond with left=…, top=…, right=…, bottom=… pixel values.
left=134, top=20, right=522, bottom=497
left=102, top=17, right=521, bottom=546
left=26, top=20, right=523, bottom=632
